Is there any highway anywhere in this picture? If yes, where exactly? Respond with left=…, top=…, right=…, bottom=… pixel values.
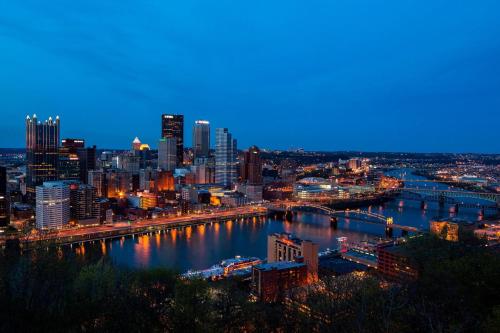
left=20, top=206, right=268, bottom=247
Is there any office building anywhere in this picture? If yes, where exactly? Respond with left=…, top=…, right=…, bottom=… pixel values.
left=67, top=182, right=99, bottom=225
left=59, top=138, right=84, bottom=181
left=36, top=181, right=70, bottom=230
left=240, top=145, right=263, bottom=201
left=193, top=120, right=210, bottom=160
left=26, top=115, right=60, bottom=198
left=76, top=145, right=96, bottom=184
left=0, top=166, right=9, bottom=226
left=158, top=137, right=177, bottom=171
left=241, top=145, right=263, bottom=185
left=88, top=170, right=107, bottom=197
left=215, top=128, right=237, bottom=187
left=106, top=170, right=130, bottom=198
left=132, top=137, right=142, bottom=151
left=161, top=114, right=184, bottom=166
left=122, top=154, right=141, bottom=174
left=267, top=233, right=319, bottom=281
left=191, top=163, right=215, bottom=184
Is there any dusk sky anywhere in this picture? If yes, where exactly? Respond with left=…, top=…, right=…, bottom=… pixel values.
left=1, top=1, right=499, bottom=153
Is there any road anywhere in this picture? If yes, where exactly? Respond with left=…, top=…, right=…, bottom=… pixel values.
left=21, top=205, right=268, bottom=245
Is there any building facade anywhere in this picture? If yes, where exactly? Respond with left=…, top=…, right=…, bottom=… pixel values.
left=36, top=181, right=70, bottom=229
left=158, top=137, right=178, bottom=171
left=215, top=128, right=237, bottom=188
left=193, top=120, right=210, bottom=160
left=26, top=115, right=60, bottom=198
left=161, top=114, right=184, bottom=166
left=58, top=138, right=84, bottom=181
left=252, top=261, right=308, bottom=302
left=267, top=233, right=319, bottom=281
left=240, top=145, right=263, bottom=185
left=68, top=182, right=99, bottom=225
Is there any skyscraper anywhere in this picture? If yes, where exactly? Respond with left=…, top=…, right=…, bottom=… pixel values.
left=241, top=146, right=263, bottom=185
left=158, top=137, right=177, bottom=171
left=193, top=120, right=210, bottom=160
left=59, top=138, right=84, bottom=181
left=76, top=145, right=96, bottom=184
left=36, top=181, right=70, bottom=230
left=161, top=114, right=184, bottom=166
left=26, top=114, right=60, bottom=198
left=0, top=166, right=9, bottom=227
left=215, top=128, right=237, bottom=187
left=132, top=137, right=142, bottom=151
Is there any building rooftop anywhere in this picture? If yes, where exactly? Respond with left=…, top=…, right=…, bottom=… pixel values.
left=254, top=261, right=306, bottom=272
left=40, top=181, right=69, bottom=188
left=319, top=255, right=368, bottom=275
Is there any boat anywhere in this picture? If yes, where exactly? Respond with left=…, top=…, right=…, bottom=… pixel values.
left=183, top=255, right=262, bottom=280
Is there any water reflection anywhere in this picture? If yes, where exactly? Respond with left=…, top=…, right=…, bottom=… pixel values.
left=76, top=169, right=492, bottom=272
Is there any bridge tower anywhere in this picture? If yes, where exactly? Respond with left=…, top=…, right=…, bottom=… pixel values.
left=385, top=217, right=394, bottom=238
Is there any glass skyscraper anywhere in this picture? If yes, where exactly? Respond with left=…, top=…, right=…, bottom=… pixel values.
left=158, top=137, right=177, bottom=171
left=192, top=120, right=210, bottom=160
left=161, top=114, right=184, bottom=166
left=215, top=128, right=237, bottom=187
left=26, top=114, right=60, bottom=199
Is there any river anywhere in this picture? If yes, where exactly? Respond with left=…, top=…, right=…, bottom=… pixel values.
left=77, top=169, right=492, bottom=272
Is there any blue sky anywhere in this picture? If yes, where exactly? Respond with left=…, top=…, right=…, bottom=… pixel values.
left=1, top=1, right=499, bottom=152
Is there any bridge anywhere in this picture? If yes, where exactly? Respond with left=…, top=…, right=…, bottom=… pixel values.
left=393, top=188, right=500, bottom=212
left=267, top=202, right=419, bottom=237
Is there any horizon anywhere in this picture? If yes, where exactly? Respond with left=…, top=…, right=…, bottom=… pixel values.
left=1, top=1, right=500, bottom=153
left=1, top=144, right=499, bottom=156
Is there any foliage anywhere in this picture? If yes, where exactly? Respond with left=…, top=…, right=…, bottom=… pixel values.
left=0, top=235, right=499, bottom=332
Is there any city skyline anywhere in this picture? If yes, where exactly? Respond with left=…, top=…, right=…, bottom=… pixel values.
left=1, top=1, right=499, bottom=153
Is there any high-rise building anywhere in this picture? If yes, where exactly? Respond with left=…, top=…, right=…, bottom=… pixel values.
left=59, top=138, right=84, bottom=181
left=76, top=145, right=96, bottom=184
left=158, top=137, right=177, bottom=171
left=88, top=169, right=130, bottom=198
left=26, top=115, right=60, bottom=198
left=0, top=166, right=9, bottom=227
left=241, top=145, right=263, bottom=185
left=36, top=181, right=70, bottom=230
left=106, top=170, right=130, bottom=198
left=161, top=114, right=184, bottom=166
left=193, top=120, right=210, bottom=160
left=88, top=170, right=107, bottom=197
left=132, top=137, right=142, bottom=151
left=215, top=128, right=237, bottom=187
left=68, top=182, right=99, bottom=225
